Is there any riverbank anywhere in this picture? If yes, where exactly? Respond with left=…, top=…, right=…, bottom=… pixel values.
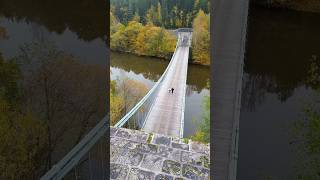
left=251, top=0, right=320, bottom=13
left=110, top=50, right=210, bottom=66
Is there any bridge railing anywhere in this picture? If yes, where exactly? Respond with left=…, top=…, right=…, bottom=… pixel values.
left=40, top=116, right=108, bottom=180
left=113, top=34, right=182, bottom=130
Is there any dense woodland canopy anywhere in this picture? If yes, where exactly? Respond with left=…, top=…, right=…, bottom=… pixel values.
left=110, top=16, right=177, bottom=59
left=110, top=0, right=210, bottom=65
left=110, top=0, right=210, bottom=28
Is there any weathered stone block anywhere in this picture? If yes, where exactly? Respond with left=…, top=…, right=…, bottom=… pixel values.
left=110, top=146, right=124, bottom=163
left=110, top=127, right=118, bottom=137
left=155, top=174, right=174, bottom=180
left=182, top=164, right=209, bottom=180
left=128, top=168, right=155, bottom=180
left=115, top=128, right=148, bottom=143
left=181, top=151, right=209, bottom=168
left=171, top=142, right=189, bottom=151
left=140, top=154, right=164, bottom=171
left=110, top=163, right=129, bottom=179
left=116, top=149, right=144, bottom=166
left=157, top=146, right=181, bottom=162
left=136, top=143, right=158, bottom=154
left=110, top=127, right=210, bottom=179
left=152, top=134, right=171, bottom=146
left=112, top=137, right=140, bottom=151
left=190, top=141, right=210, bottom=155
left=162, top=160, right=181, bottom=176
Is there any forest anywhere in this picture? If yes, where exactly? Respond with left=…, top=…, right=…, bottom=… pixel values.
left=110, top=16, right=177, bottom=59
left=110, top=0, right=210, bottom=28
left=110, top=0, right=210, bottom=65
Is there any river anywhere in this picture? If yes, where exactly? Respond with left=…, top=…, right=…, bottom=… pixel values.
left=238, top=6, right=320, bottom=179
left=111, top=51, right=210, bottom=137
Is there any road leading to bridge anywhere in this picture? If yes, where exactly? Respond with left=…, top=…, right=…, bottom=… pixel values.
left=142, top=32, right=191, bottom=138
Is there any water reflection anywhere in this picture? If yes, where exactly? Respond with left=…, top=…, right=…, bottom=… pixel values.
left=238, top=6, right=320, bottom=180
left=242, top=7, right=320, bottom=110
left=0, top=0, right=107, bottom=41
left=111, top=51, right=210, bottom=92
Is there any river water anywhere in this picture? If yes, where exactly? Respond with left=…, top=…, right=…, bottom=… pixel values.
left=111, top=52, right=210, bottom=137
left=238, top=7, right=320, bottom=179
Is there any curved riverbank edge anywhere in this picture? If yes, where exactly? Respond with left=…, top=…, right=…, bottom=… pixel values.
left=110, top=50, right=210, bottom=66
left=251, top=1, right=320, bottom=13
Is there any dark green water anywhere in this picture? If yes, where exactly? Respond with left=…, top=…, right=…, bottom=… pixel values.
left=110, top=51, right=210, bottom=137
left=238, top=7, right=320, bottom=179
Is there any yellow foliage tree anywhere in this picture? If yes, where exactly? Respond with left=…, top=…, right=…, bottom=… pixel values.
left=192, top=10, right=210, bottom=65
left=110, top=78, right=149, bottom=126
left=110, top=91, right=124, bottom=125
left=110, top=20, right=176, bottom=60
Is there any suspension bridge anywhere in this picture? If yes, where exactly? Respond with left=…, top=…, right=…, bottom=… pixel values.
left=142, top=31, right=191, bottom=138
left=113, top=29, right=192, bottom=138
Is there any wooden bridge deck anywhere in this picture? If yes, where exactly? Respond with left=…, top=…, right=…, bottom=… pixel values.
left=142, top=32, right=191, bottom=138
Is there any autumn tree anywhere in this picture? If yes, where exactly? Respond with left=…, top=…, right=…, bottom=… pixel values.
left=0, top=53, right=47, bottom=179
left=117, top=77, right=148, bottom=113
left=192, top=9, right=210, bottom=65
left=111, top=21, right=143, bottom=52
left=110, top=80, right=124, bottom=125
left=111, top=20, right=176, bottom=59
left=156, top=2, right=162, bottom=26
left=146, top=5, right=157, bottom=25
left=110, top=23, right=126, bottom=51
left=110, top=77, right=148, bottom=126
left=134, top=25, right=149, bottom=55
left=132, top=12, right=141, bottom=22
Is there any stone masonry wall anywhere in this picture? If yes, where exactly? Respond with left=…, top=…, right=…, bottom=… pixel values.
left=110, top=127, right=210, bottom=180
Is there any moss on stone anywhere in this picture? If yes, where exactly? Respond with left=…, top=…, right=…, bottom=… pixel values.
left=147, top=133, right=153, bottom=143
